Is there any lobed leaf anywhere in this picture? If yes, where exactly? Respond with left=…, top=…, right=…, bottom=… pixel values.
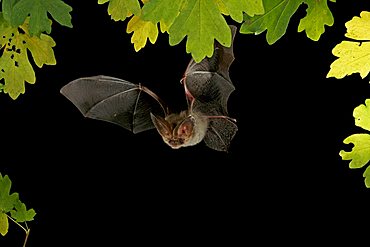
left=327, top=11, right=370, bottom=79
left=298, top=0, right=334, bottom=41
left=10, top=199, right=36, bottom=223
left=168, top=0, right=231, bottom=63
left=340, top=134, right=370, bottom=169
left=9, top=0, right=72, bottom=36
left=340, top=98, right=370, bottom=188
left=141, top=0, right=184, bottom=32
left=0, top=15, right=56, bottom=99
left=353, top=99, right=370, bottom=132
left=98, top=0, right=141, bottom=21
left=240, top=0, right=303, bottom=44
left=0, top=174, right=19, bottom=213
left=215, top=0, right=264, bottom=22
left=127, top=15, right=158, bottom=51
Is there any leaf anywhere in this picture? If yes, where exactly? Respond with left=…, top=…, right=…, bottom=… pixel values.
left=98, top=0, right=141, bottom=21
left=0, top=174, right=18, bottom=213
left=340, top=134, right=370, bottom=169
left=2, top=0, right=20, bottom=24
left=10, top=0, right=72, bottom=36
left=127, top=15, right=158, bottom=51
left=0, top=15, right=56, bottom=99
left=327, top=11, right=370, bottom=79
left=141, top=0, right=184, bottom=32
left=168, top=0, right=231, bottom=63
left=340, top=99, right=370, bottom=188
left=363, top=165, right=370, bottom=188
left=10, top=199, right=36, bottom=223
left=240, top=0, right=303, bottom=44
left=297, top=0, right=334, bottom=41
left=0, top=212, right=9, bottom=236
left=216, top=0, right=265, bottom=22
left=353, top=99, right=370, bottom=131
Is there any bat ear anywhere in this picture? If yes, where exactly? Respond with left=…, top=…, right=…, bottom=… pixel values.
left=176, top=117, right=194, bottom=137
left=150, top=113, right=172, bottom=138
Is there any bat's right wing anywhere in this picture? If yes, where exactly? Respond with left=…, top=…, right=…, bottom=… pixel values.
left=60, top=75, right=168, bottom=134
left=183, top=25, right=237, bottom=117
left=182, top=25, right=238, bottom=152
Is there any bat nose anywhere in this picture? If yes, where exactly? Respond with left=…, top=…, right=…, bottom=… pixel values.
left=169, top=139, right=183, bottom=148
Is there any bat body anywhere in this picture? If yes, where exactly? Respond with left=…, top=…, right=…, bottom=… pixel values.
left=60, top=25, right=238, bottom=152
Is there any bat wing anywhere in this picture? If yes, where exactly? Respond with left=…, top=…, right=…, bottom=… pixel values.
left=60, top=75, right=167, bottom=134
left=203, top=118, right=238, bottom=152
left=182, top=25, right=238, bottom=152
left=183, top=25, right=237, bottom=117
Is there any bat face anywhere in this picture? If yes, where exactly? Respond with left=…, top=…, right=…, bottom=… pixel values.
left=150, top=111, right=209, bottom=149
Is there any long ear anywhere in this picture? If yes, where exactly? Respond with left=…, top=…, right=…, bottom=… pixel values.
left=150, top=113, right=172, bottom=138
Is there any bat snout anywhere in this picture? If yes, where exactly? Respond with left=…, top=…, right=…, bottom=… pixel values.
left=167, top=138, right=185, bottom=149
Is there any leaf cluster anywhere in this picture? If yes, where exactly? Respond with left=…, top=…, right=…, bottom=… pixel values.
left=98, top=0, right=335, bottom=62
left=0, top=173, right=36, bottom=237
left=0, top=0, right=72, bottom=99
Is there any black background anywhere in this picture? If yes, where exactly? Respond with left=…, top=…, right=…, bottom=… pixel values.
left=1, top=1, right=370, bottom=246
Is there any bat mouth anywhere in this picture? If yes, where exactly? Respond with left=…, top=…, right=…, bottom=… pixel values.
left=168, top=139, right=184, bottom=148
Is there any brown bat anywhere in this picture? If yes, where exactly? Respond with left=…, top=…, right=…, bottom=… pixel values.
left=60, top=25, right=238, bottom=152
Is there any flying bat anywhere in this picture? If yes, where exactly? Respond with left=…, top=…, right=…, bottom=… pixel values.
left=60, top=25, right=238, bottom=152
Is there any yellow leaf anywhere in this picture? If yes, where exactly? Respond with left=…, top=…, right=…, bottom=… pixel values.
left=345, top=11, right=370, bottom=40
left=0, top=212, right=9, bottom=236
left=0, top=16, right=56, bottom=99
left=127, top=15, right=158, bottom=51
left=327, top=11, right=370, bottom=79
left=327, top=41, right=370, bottom=79
left=24, top=34, right=56, bottom=68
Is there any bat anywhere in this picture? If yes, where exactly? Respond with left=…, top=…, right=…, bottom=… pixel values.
left=60, top=25, right=238, bottom=152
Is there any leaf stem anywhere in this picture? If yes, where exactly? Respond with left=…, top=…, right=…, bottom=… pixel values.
left=6, top=215, right=31, bottom=247
left=6, top=214, right=27, bottom=232
left=22, top=228, right=30, bottom=247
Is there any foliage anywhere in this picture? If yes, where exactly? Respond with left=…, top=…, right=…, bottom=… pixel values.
left=340, top=99, right=370, bottom=188
left=327, top=11, right=370, bottom=80
left=0, top=0, right=369, bottom=188
left=99, top=0, right=336, bottom=62
left=0, top=0, right=72, bottom=99
left=0, top=173, right=36, bottom=246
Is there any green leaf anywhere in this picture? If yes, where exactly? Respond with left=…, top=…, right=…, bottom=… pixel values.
left=10, top=199, right=36, bottom=223
left=98, top=0, right=141, bottom=21
left=10, top=0, right=73, bottom=36
left=168, top=0, right=231, bottom=63
left=0, top=174, right=18, bottom=213
left=353, top=99, right=370, bottom=131
left=327, top=11, right=370, bottom=80
left=298, top=0, right=334, bottom=41
left=2, top=0, right=21, bottom=24
left=340, top=134, right=370, bottom=169
left=240, top=0, right=303, bottom=44
left=0, top=212, right=9, bottom=236
left=0, top=15, right=56, bottom=99
left=216, top=0, right=265, bottom=22
left=141, top=0, right=184, bottom=32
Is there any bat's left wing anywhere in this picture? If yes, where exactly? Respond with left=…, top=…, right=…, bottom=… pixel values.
left=182, top=25, right=238, bottom=152
left=60, top=75, right=168, bottom=134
